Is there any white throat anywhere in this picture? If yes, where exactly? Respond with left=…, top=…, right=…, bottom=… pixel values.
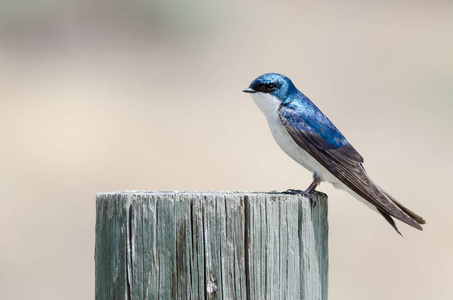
left=251, top=92, right=282, bottom=117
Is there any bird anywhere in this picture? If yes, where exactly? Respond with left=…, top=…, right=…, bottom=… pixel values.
left=243, top=73, right=425, bottom=234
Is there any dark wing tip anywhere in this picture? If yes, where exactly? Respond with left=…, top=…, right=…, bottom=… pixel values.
left=378, top=209, right=403, bottom=236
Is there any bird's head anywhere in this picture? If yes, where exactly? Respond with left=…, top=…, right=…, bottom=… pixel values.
left=243, top=73, right=298, bottom=115
left=243, top=73, right=297, bottom=102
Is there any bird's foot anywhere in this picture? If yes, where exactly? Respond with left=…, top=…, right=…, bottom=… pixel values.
left=282, top=189, right=305, bottom=195
left=281, top=189, right=318, bottom=207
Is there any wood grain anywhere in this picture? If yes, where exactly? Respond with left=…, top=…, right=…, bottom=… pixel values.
left=95, top=191, right=328, bottom=300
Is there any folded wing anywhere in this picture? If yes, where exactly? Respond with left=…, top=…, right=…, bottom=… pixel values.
left=279, top=104, right=425, bottom=231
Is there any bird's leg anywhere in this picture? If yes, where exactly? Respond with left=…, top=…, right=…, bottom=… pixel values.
left=283, top=173, right=321, bottom=207
left=283, top=173, right=321, bottom=195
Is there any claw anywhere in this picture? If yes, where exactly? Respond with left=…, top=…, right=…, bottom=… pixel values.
left=281, top=189, right=318, bottom=208
left=309, top=196, right=318, bottom=208
left=282, top=189, right=305, bottom=195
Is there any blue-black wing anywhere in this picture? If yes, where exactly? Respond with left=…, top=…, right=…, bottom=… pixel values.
left=279, top=103, right=424, bottom=231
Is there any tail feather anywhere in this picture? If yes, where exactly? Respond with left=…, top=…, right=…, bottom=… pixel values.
left=380, top=189, right=426, bottom=225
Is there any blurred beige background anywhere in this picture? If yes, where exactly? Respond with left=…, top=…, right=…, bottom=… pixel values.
left=1, top=0, right=452, bottom=299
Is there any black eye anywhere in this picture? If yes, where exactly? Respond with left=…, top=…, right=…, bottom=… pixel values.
left=256, top=83, right=277, bottom=93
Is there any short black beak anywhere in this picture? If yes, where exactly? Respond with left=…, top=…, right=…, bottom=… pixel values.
left=242, top=88, right=256, bottom=93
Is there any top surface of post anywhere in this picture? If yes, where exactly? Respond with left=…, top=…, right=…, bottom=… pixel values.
left=97, top=190, right=327, bottom=199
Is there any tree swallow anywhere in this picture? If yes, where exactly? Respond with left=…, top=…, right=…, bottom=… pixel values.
left=243, top=73, right=425, bottom=234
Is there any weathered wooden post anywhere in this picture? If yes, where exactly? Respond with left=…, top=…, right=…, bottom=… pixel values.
left=95, top=191, right=328, bottom=300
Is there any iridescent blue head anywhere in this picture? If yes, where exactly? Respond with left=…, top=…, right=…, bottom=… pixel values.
left=243, top=73, right=298, bottom=102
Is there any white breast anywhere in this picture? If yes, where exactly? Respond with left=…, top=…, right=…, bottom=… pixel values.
left=251, top=93, right=327, bottom=177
